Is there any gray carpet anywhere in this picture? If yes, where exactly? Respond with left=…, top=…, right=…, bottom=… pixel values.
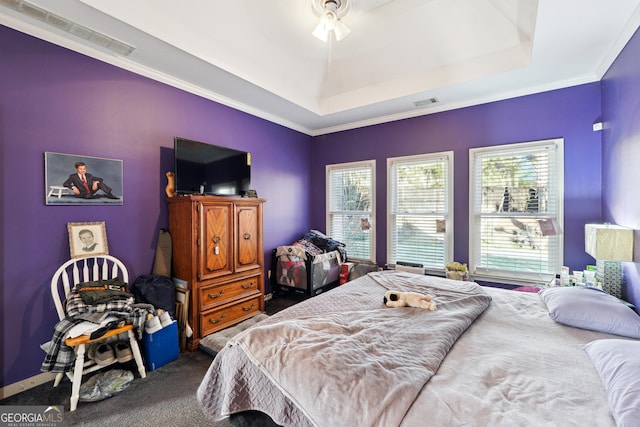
left=2, top=297, right=301, bottom=426
left=199, top=313, right=270, bottom=356
left=1, top=350, right=279, bottom=426
left=64, top=350, right=218, bottom=426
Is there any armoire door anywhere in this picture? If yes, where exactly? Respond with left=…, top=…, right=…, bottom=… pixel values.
left=235, top=204, right=260, bottom=273
left=199, top=202, right=233, bottom=280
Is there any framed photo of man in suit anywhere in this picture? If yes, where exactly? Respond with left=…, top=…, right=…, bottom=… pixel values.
left=68, top=221, right=109, bottom=258
left=45, top=152, right=123, bottom=205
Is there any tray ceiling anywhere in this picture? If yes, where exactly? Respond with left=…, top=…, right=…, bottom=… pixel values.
left=1, top=0, right=639, bottom=135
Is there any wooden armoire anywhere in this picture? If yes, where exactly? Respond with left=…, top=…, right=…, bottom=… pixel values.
left=168, top=195, right=265, bottom=350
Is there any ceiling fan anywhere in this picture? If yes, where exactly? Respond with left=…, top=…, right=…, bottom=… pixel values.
left=311, top=0, right=352, bottom=42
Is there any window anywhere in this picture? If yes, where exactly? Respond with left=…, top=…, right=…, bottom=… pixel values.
left=469, top=139, right=564, bottom=285
left=326, top=160, right=375, bottom=262
left=388, top=152, right=453, bottom=272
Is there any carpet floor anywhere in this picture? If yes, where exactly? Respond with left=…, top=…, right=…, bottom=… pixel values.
left=2, top=293, right=305, bottom=426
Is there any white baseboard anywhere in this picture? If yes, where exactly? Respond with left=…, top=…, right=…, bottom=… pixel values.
left=0, top=372, right=56, bottom=399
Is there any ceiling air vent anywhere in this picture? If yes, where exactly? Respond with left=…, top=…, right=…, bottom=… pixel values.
left=0, top=0, right=135, bottom=56
left=413, top=98, right=439, bottom=107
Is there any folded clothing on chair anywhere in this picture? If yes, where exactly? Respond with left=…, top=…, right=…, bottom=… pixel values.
left=75, top=279, right=133, bottom=305
left=42, top=294, right=153, bottom=373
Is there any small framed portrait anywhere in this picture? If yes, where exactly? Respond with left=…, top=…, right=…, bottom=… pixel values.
left=68, top=221, right=109, bottom=258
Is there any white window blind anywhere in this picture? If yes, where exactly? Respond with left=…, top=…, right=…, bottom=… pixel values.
left=388, top=152, right=453, bottom=271
left=326, top=160, right=375, bottom=261
left=469, top=139, right=564, bottom=284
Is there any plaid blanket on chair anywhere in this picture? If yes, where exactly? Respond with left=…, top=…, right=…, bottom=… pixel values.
left=41, top=291, right=153, bottom=373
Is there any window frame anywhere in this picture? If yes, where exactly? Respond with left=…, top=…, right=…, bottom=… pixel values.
left=468, top=138, right=564, bottom=286
left=326, top=160, right=376, bottom=262
left=386, top=151, right=454, bottom=275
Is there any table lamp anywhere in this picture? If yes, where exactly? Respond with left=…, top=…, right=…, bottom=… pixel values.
left=585, top=223, right=634, bottom=298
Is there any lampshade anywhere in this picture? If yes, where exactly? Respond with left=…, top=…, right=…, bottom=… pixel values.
left=312, top=13, right=335, bottom=42
left=585, top=224, right=634, bottom=261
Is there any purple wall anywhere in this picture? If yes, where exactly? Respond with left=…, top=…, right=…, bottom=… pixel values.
left=0, top=25, right=312, bottom=387
left=311, top=85, right=603, bottom=272
left=601, top=26, right=640, bottom=308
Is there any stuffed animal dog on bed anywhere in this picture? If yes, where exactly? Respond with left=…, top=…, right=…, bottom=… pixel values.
left=383, top=290, right=437, bottom=311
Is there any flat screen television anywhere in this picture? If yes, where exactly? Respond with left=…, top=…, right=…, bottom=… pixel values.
left=174, top=137, right=251, bottom=196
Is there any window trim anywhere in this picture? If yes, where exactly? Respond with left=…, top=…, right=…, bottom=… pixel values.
left=468, top=138, right=564, bottom=286
left=326, top=160, right=376, bottom=263
left=387, top=151, right=454, bottom=275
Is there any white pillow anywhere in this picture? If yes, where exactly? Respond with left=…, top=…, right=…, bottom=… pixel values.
left=539, top=286, right=640, bottom=338
left=582, top=339, right=640, bottom=427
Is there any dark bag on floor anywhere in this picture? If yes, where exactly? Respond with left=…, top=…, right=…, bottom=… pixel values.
left=130, top=275, right=175, bottom=317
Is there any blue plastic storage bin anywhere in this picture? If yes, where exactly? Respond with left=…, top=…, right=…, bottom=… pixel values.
left=142, top=320, right=179, bottom=371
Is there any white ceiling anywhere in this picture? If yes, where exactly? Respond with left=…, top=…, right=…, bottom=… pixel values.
left=2, top=0, right=640, bottom=136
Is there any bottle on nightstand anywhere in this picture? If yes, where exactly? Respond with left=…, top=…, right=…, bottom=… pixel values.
left=560, top=266, right=570, bottom=286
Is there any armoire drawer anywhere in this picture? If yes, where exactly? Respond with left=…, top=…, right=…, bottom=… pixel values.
left=200, top=296, right=261, bottom=337
left=199, top=276, right=259, bottom=311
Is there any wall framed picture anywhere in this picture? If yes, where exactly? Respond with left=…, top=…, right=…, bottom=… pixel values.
left=45, top=152, right=123, bottom=205
left=68, top=221, right=109, bottom=258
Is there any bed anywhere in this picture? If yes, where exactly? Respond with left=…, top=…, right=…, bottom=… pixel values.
left=197, top=270, right=640, bottom=426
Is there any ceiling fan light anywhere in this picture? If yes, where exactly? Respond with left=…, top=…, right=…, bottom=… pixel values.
left=313, top=22, right=329, bottom=42
left=333, top=20, right=350, bottom=41
left=322, top=10, right=337, bottom=30
left=313, top=16, right=332, bottom=42
left=312, top=0, right=350, bottom=43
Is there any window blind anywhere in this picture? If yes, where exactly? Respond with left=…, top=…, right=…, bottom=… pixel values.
left=388, top=153, right=453, bottom=270
left=469, top=139, right=563, bottom=284
left=326, top=161, right=375, bottom=261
